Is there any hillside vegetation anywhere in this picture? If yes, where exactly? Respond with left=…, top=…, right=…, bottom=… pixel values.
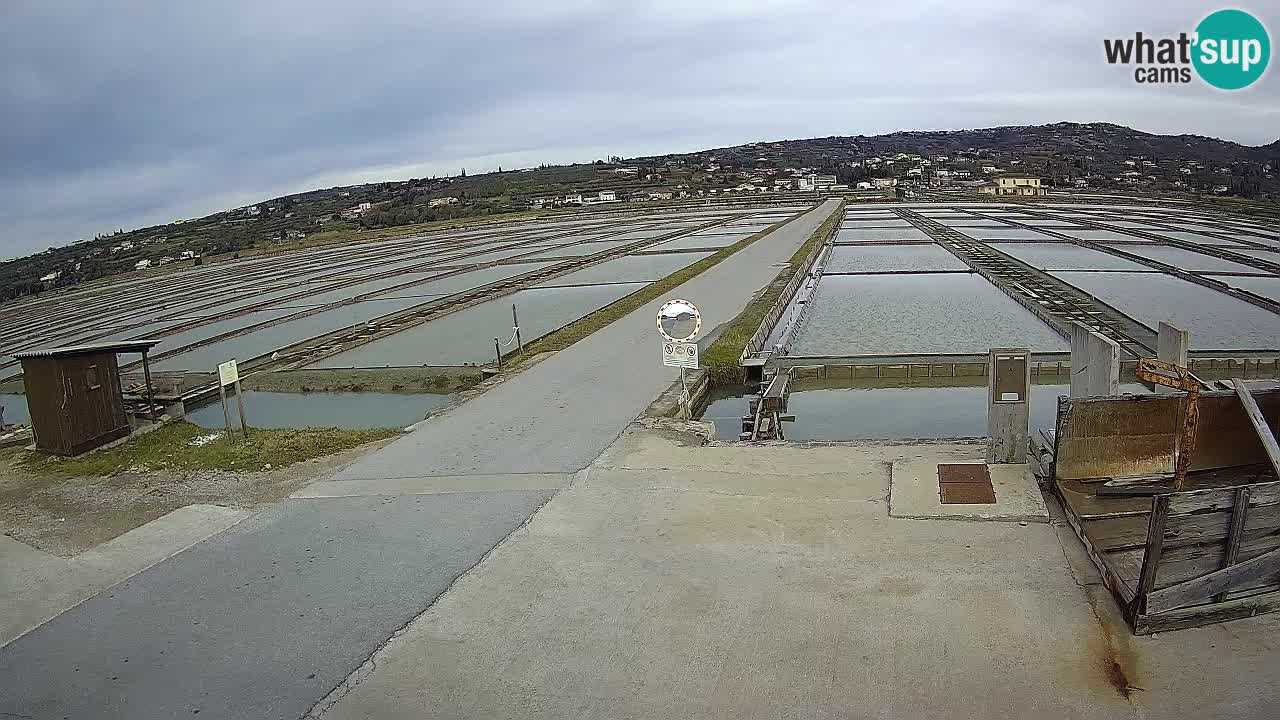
left=5, top=122, right=1278, bottom=302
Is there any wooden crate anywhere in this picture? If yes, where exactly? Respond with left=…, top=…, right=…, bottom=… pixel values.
left=1051, top=389, right=1280, bottom=633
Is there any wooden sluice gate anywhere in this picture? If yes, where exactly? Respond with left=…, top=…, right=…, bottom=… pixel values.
left=1040, top=377, right=1280, bottom=634
left=741, top=368, right=794, bottom=441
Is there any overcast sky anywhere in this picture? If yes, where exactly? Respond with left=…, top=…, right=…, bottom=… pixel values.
left=2, top=0, right=1276, bottom=257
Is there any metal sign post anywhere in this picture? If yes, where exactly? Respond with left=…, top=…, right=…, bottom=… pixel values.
left=216, top=359, right=247, bottom=442
left=234, top=377, right=249, bottom=439
left=657, top=299, right=702, bottom=419
left=680, top=367, right=689, bottom=420
left=513, top=303, right=523, bottom=355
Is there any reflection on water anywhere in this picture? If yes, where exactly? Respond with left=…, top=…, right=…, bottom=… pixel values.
left=792, top=274, right=1069, bottom=356
left=1051, top=272, right=1280, bottom=351
left=187, top=390, right=452, bottom=430
left=701, top=380, right=1150, bottom=441
left=309, top=282, right=646, bottom=368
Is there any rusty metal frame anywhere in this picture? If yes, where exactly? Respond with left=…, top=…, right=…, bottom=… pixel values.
left=1134, top=357, right=1206, bottom=490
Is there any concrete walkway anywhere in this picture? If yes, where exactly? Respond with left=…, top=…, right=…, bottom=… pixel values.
left=0, top=492, right=554, bottom=720
left=319, top=429, right=1280, bottom=720
left=1, top=504, right=250, bottom=646
left=0, top=200, right=841, bottom=720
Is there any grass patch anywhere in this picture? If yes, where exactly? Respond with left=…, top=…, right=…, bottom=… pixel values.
left=18, top=421, right=398, bottom=476
left=509, top=209, right=816, bottom=363
left=701, top=201, right=844, bottom=370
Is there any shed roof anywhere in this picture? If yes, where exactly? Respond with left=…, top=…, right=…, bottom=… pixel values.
left=13, top=340, right=161, bottom=360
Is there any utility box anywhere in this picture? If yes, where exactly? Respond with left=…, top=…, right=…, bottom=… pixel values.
left=13, top=340, right=159, bottom=456
left=988, top=348, right=1030, bottom=464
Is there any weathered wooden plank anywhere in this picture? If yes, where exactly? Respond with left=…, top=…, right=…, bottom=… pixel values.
left=1108, top=530, right=1280, bottom=585
left=1167, top=480, right=1280, bottom=514
left=1087, top=515, right=1154, bottom=552
left=1219, top=575, right=1280, bottom=601
left=1234, top=379, right=1280, bottom=481
left=1133, top=495, right=1170, bottom=619
left=1052, top=481, right=1136, bottom=605
left=1216, top=487, right=1252, bottom=603
left=1165, top=502, right=1280, bottom=548
left=1088, top=505, right=1280, bottom=554
left=1146, top=545, right=1280, bottom=614
left=1097, top=483, right=1172, bottom=497
left=1057, top=478, right=1152, bottom=519
left=1136, top=587, right=1280, bottom=635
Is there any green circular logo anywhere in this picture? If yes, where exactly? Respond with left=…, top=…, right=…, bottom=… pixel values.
left=1193, top=9, right=1270, bottom=89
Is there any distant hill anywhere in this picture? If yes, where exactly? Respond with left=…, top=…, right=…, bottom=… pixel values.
left=631, top=122, right=1280, bottom=192
left=659, top=122, right=1280, bottom=168
left=4, top=122, right=1278, bottom=303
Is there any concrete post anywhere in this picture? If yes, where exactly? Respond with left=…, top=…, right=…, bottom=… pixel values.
left=1070, top=322, right=1119, bottom=398
left=988, top=348, right=1031, bottom=464
left=1156, top=322, right=1190, bottom=394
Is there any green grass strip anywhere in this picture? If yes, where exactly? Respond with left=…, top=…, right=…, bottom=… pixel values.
left=701, top=201, right=844, bottom=370
left=19, top=421, right=398, bottom=476
left=511, top=209, right=816, bottom=365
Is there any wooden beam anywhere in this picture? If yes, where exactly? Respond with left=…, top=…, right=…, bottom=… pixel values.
left=1233, top=378, right=1280, bottom=480
left=1147, top=544, right=1280, bottom=614
left=1132, top=494, right=1170, bottom=621
left=1216, top=486, right=1251, bottom=603
left=1168, top=480, right=1280, bottom=514
left=1136, top=587, right=1280, bottom=635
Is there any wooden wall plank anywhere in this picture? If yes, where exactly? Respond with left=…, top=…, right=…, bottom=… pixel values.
left=1134, top=495, right=1170, bottom=618
left=1234, top=379, right=1280, bottom=480
left=1216, top=487, right=1252, bottom=603
left=1147, top=545, right=1280, bottom=614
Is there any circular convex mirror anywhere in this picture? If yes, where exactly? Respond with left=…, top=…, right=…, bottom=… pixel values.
left=656, top=298, right=701, bottom=342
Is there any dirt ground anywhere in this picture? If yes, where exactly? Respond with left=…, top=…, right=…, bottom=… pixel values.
left=0, top=437, right=393, bottom=558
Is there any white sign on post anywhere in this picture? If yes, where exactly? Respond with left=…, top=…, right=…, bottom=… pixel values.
left=215, top=358, right=249, bottom=442
left=663, top=341, right=699, bottom=369
left=657, top=298, right=702, bottom=419
left=217, top=359, right=239, bottom=386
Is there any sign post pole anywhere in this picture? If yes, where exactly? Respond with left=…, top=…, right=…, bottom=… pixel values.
left=233, top=377, right=249, bottom=439
left=513, top=303, right=523, bottom=355
left=679, top=367, right=689, bottom=419
left=216, top=358, right=242, bottom=443
left=218, top=381, right=234, bottom=442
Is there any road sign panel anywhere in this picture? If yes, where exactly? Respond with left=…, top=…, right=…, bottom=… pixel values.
left=217, top=359, right=239, bottom=387
left=662, top=341, right=699, bottom=369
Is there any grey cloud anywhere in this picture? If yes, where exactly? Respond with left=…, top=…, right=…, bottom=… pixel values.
left=1, top=0, right=1276, bottom=256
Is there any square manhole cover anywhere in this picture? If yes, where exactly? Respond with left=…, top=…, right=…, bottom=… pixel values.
left=938, top=464, right=996, bottom=505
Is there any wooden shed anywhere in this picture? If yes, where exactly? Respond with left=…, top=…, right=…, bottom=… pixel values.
left=12, top=340, right=159, bottom=456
